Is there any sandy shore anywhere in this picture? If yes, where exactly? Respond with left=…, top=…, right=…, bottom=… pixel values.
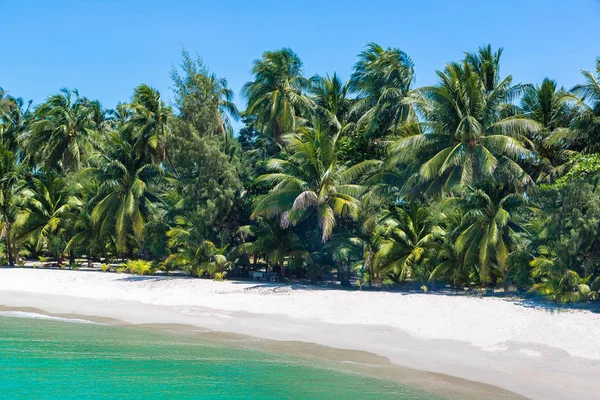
left=1, top=268, right=599, bottom=399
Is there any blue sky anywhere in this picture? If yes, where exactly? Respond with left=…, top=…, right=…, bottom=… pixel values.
left=2, top=0, right=600, bottom=125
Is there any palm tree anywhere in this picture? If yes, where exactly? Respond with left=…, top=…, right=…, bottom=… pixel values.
left=0, top=90, right=31, bottom=153
left=372, top=204, right=441, bottom=283
left=89, top=131, right=162, bottom=254
left=350, top=43, right=416, bottom=139
left=252, top=120, right=381, bottom=242
left=164, top=215, right=231, bottom=277
left=520, top=78, right=576, bottom=181
left=390, top=51, right=538, bottom=195
left=465, top=45, right=503, bottom=93
left=326, top=233, right=365, bottom=286
left=0, top=146, right=26, bottom=265
left=447, top=184, right=528, bottom=284
left=126, top=84, right=172, bottom=164
left=22, top=89, right=97, bottom=172
left=310, top=73, right=352, bottom=131
left=15, top=173, right=82, bottom=260
left=566, top=59, right=600, bottom=153
left=64, top=177, right=107, bottom=260
left=530, top=246, right=599, bottom=303
left=238, top=218, right=305, bottom=279
left=242, top=48, right=314, bottom=143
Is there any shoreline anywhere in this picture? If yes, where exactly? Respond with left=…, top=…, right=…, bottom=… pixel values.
left=1, top=269, right=599, bottom=399
left=0, top=305, right=521, bottom=400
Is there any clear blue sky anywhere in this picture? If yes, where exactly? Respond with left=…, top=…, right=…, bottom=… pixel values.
left=2, top=0, right=600, bottom=127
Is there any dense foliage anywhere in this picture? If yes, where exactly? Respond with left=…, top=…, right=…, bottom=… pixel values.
left=2, top=46, right=600, bottom=302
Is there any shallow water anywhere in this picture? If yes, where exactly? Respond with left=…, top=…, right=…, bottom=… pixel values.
left=0, top=315, right=443, bottom=399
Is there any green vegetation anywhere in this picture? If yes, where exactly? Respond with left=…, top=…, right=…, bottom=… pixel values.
left=125, top=260, right=156, bottom=276
left=1, top=46, right=600, bottom=302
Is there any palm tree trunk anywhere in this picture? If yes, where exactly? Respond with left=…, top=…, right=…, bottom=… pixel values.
left=2, top=202, right=14, bottom=266
left=339, top=262, right=350, bottom=287
left=280, top=260, right=285, bottom=280
left=5, top=235, right=13, bottom=266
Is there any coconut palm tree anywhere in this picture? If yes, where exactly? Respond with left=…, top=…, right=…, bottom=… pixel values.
left=126, top=84, right=172, bottom=164
left=390, top=52, right=538, bottom=195
left=530, top=245, right=599, bottom=303
left=164, top=215, right=231, bottom=277
left=89, top=131, right=162, bottom=254
left=242, top=48, right=314, bottom=143
left=565, top=59, right=600, bottom=153
left=252, top=120, right=381, bottom=242
left=465, top=45, right=503, bottom=93
left=238, top=218, right=305, bottom=279
left=22, top=89, right=97, bottom=172
left=447, top=184, right=528, bottom=284
left=310, top=73, right=352, bottom=131
left=372, top=203, right=441, bottom=283
left=15, top=173, right=82, bottom=260
left=0, top=146, right=26, bottom=265
left=326, top=233, right=365, bottom=286
left=350, top=43, right=416, bottom=136
left=64, top=176, right=107, bottom=260
left=520, top=78, right=576, bottom=181
left=0, top=90, right=31, bottom=153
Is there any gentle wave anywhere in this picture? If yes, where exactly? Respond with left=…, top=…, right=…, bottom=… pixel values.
left=0, top=311, right=99, bottom=324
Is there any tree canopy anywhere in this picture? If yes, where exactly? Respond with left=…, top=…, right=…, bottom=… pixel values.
left=1, top=48, right=600, bottom=303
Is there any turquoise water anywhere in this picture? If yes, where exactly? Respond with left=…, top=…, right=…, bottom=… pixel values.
left=0, top=315, right=441, bottom=399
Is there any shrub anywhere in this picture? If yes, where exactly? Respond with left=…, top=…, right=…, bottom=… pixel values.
left=101, top=264, right=110, bottom=272
left=38, top=256, right=48, bottom=263
left=213, top=271, right=227, bottom=281
left=116, top=267, right=125, bottom=274
left=126, top=260, right=156, bottom=276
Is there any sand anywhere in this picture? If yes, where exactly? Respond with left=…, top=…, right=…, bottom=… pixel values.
left=1, top=268, right=599, bottom=399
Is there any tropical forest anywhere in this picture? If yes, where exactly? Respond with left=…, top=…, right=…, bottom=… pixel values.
left=2, top=44, right=600, bottom=303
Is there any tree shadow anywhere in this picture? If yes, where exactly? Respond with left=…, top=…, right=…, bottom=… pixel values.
left=116, top=276, right=171, bottom=282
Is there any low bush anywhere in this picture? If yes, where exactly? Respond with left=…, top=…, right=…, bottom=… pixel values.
left=126, top=260, right=156, bottom=276
left=213, top=271, right=227, bottom=281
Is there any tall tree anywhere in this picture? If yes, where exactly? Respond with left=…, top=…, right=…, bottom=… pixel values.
left=447, top=185, right=528, bottom=285
left=310, top=73, right=352, bottom=131
left=252, top=120, right=380, bottom=242
left=126, top=84, right=172, bottom=165
left=520, top=78, right=575, bottom=181
left=390, top=50, right=538, bottom=195
left=350, top=43, right=416, bottom=138
left=243, top=48, right=314, bottom=143
left=90, top=131, right=162, bottom=254
left=15, top=173, right=82, bottom=260
left=23, top=89, right=97, bottom=172
left=567, top=59, right=600, bottom=153
left=0, top=146, right=25, bottom=265
left=171, top=50, right=239, bottom=136
left=0, top=89, right=31, bottom=153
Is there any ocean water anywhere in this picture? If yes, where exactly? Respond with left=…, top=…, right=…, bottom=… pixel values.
left=0, top=314, right=442, bottom=400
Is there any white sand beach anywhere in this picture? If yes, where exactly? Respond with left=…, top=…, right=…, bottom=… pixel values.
left=1, top=268, right=599, bottom=400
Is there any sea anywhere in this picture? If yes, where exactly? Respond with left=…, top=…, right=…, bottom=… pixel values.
left=0, top=313, right=443, bottom=399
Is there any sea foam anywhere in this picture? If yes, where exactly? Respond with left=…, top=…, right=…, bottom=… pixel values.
left=0, top=311, right=98, bottom=324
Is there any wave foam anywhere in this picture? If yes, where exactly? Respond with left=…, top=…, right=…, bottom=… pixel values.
left=0, top=311, right=98, bottom=324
